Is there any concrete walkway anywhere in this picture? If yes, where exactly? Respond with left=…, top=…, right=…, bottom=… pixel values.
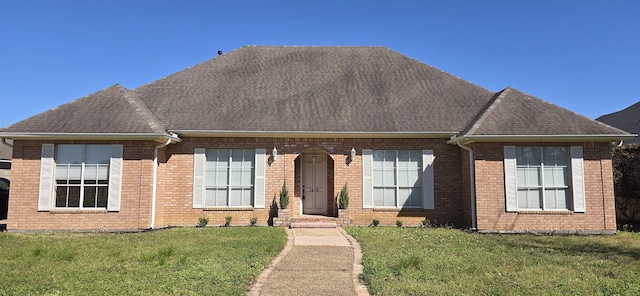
left=249, top=227, right=369, bottom=296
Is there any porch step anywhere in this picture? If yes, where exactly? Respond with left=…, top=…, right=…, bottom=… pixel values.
left=290, top=222, right=337, bottom=228
left=289, top=215, right=338, bottom=228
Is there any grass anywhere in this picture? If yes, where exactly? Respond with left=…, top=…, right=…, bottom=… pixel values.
left=0, top=227, right=287, bottom=296
left=346, top=227, right=640, bottom=296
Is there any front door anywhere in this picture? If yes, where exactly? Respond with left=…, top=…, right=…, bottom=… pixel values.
left=302, top=152, right=326, bottom=215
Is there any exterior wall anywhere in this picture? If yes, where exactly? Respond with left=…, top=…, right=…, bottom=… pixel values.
left=7, top=140, right=156, bottom=231
left=472, top=142, right=616, bottom=233
left=155, top=137, right=466, bottom=228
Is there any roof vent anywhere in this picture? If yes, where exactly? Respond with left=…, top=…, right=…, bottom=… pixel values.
left=217, top=50, right=223, bottom=56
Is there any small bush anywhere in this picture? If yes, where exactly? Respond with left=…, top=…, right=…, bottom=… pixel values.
left=372, top=219, right=380, bottom=227
left=224, top=216, right=232, bottom=227
left=197, top=216, right=209, bottom=227
left=339, top=183, right=349, bottom=209
left=250, top=217, right=258, bottom=226
left=279, top=181, right=289, bottom=209
left=421, top=218, right=431, bottom=228
left=396, top=220, right=403, bottom=228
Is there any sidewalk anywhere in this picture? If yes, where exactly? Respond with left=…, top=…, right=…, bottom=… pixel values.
left=249, top=227, right=369, bottom=296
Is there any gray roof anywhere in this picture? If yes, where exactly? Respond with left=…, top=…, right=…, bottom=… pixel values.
left=1, top=84, right=168, bottom=135
left=464, top=87, right=628, bottom=136
left=133, top=46, right=494, bottom=133
left=0, top=46, right=633, bottom=141
left=596, top=101, right=640, bottom=143
left=0, top=141, right=11, bottom=160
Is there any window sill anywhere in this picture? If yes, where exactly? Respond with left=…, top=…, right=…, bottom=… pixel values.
left=517, top=210, right=573, bottom=216
left=49, top=209, right=109, bottom=214
left=372, top=207, right=424, bottom=212
left=203, top=207, right=254, bottom=212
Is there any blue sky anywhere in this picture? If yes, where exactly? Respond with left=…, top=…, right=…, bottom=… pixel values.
left=1, top=0, right=638, bottom=128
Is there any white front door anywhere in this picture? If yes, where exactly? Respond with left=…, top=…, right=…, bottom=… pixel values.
left=302, top=152, right=326, bottom=215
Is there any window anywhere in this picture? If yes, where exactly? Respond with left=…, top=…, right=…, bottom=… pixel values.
left=38, top=144, right=122, bottom=211
left=192, top=148, right=265, bottom=209
left=55, top=144, right=111, bottom=208
left=516, top=147, right=570, bottom=210
left=504, top=146, right=585, bottom=212
left=372, top=150, right=422, bottom=208
left=362, top=149, right=434, bottom=210
left=204, top=149, right=254, bottom=207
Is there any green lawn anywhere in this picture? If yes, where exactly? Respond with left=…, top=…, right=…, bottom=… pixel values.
left=0, top=227, right=287, bottom=296
left=346, top=227, right=640, bottom=296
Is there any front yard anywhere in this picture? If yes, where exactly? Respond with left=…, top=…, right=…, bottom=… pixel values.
left=346, top=227, right=640, bottom=295
left=0, top=227, right=287, bottom=295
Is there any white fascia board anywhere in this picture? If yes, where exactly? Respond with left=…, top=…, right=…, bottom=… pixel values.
left=0, top=133, right=181, bottom=143
left=169, top=130, right=458, bottom=139
left=447, top=134, right=638, bottom=145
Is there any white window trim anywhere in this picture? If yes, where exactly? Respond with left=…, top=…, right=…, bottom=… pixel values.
left=362, top=149, right=434, bottom=210
left=38, top=144, right=123, bottom=212
left=193, top=148, right=265, bottom=209
left=504, top=145, right=585, bottom=213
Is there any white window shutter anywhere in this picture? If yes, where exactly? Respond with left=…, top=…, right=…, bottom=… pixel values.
left=504, top=146, right=518, bottom=212
left=422, top=150, right=435, bottom=209
left=107, top=145, right=123, bottom=212
left=362, top=149, right=373, bottom=209
left=193, top=148, right=205, bottom=209
left=38, top=144, right=55, bottom=211
left=571, top=146, right=586, bottom=212
left=254, top=149, right=266, bottom=208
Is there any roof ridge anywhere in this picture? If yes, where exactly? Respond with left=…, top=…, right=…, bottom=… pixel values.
left=122, top=91, right=168, bottom=136
left=462, top=87, right=512, bottom=136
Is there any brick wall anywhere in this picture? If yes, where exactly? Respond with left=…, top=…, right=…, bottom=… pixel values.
left=155, top=137, right=466, bottom=228
left=7, top=140, right=156, bottom=231
left=472, top=142, right=616, bottom=233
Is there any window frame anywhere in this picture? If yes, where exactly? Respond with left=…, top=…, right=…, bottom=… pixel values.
left=203, top=149, right=255, bottom=208
left=504, top=145, right=585, bottom=213
left=371, top=149, right=423, bottom=209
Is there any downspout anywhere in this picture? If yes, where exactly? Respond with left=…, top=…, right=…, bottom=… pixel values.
left=151, top=136, right=173, bottom=229
left=457, top=141, right=477, bottom=230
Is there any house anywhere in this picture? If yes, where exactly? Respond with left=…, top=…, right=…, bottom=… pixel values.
left=0, top=46, right=634, bottom=233
left=597, top=101, right=640, bottom=144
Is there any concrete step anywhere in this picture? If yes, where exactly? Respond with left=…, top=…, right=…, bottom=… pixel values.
left=290, top=222, right=337, bottom=228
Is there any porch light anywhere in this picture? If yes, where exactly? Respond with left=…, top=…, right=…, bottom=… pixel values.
left=272, top=147, right=278, bottom=161
left=350, top=148, right=356, bottom=163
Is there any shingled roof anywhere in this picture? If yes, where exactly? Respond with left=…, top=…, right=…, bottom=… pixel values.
left=0, top=46, right=633, bottom=142
left=133, top=46, right=495, bottom=133
left=0, top=84, right=168, bottom=137
left=462, top=87, right=628, bottom=137
left=596, top=101, right=640, bottom=144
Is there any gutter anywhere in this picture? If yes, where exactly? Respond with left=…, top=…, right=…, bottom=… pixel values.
left=150, top=133, right=180, bottom=229
left=448, top=134, right=638, bottom=145
left=456, top=140, right=477, bottom=230
left=170, top=130, right=459, bottom=139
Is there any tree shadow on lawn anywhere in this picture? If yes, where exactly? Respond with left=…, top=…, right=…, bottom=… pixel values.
left=497, top=235, right=640, bottom=261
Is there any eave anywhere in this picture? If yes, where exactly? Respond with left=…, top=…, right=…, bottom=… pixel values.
left=169, top=130, right=459, bottom=139
left=447, top=134, right=638, bottom=145
left=0, top=133, right=181, bottom=143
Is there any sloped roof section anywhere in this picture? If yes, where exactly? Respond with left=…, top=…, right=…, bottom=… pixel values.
left=0, top=142, right=11, bottom=160
left=0, top=85, right=168, bottom=135
left=134, top=46, right=495, bottom=133
left=596, top=101, right=640, bottom=143
left=463, top=87, right=630, bottom=136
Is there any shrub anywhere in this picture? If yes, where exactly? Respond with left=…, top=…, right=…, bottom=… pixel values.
left=279, top=181, right=289, bottom=209
left=396, top=220, right=403, bottom=228
left=250, top=217, right=258, bottom=226
left=197, top=216, right=209, bottom=227
left=372, top=219, right=380, bottom=227
left=421, top=218, right=431, bottom=228
left=339, top=183, right=349, bottom=209
left=224, top=216, right=232, bottom=227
